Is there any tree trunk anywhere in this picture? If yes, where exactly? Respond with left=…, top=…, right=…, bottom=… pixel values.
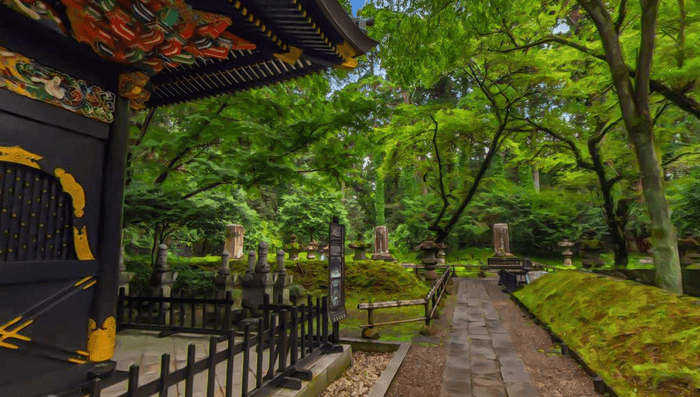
left=577, top=0, right=682, bottom=293
left=630, top=123, right=683, bottom=292
left=589, top=140, right=628, bottom=267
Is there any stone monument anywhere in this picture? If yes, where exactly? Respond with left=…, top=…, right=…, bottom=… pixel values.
left=241, top=242, right=275, bottom=317
left=416, top=237, right=440, bottom=283
left=151, top=244, right=176, bottom=322
left=493, top=223, right=510, bottom=256
left=559, top=239, right=575, bottom=266
left=371, top=226, right=396, bottom=262
left=118, top=246, right=133, bottom=295
left=224, top=224, right=245, bottom=260
left=215, top=249, right=238, bottom=300
left=273, top=250, right=293, bottom=305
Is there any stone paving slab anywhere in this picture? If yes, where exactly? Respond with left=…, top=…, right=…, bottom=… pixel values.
left=440, top=279, right=539, bottom=397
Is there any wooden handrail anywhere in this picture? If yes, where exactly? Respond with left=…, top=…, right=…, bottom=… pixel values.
left=357, top=268, right=454, bottom=330
left=357, top=299, right=425, bottom=310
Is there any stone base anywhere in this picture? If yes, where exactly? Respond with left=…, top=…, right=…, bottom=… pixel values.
left=371, top=252, right=397, bottom=262
left=362, top=328, right=381, bottom=340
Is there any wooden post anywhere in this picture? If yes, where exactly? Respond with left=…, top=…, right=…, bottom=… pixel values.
left=93, top=94, right=129, bottom=362
left=424, top=300, right=430, bottom=326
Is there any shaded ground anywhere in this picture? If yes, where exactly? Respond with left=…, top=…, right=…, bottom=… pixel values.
left=483, top=280, right=598, bottom=397
left=321, top=351, right=393, bottom=397
left=386, top=344, right=447, bottom=397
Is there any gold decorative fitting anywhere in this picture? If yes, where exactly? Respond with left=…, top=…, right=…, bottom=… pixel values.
left=119, top=72, right=151, bottom=111
left=0, top=147, right=43, bottom=169
left=54, top=168, right=86, bottom=217
left=73, top=226, right=96, bottom=260
left=273, top=46, right=303, bottom=65
left=0, top=317, right=32, bottom=350
left=87, top=317, right=116, bottom=362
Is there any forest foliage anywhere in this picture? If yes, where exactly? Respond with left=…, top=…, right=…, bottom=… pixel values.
left=123, top=0, right=700, bottom=287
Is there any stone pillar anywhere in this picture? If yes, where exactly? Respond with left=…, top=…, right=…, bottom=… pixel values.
left=493, top=223, right=510, bottom=256
left=559, top=239, right=574, bottom=266
left=224, top=224, right=245, bottom=260
left=151, top=244, right=176, bottom=323
left=216, top=249, right=237, bottom=297
left=242, top=242, right=275, bottom=317
left=273, top=250, right=293, bottom=305
left=118, top=246, right=134, bottom=295
left=371, top=226, right=396, bottom=262
left=417, top=238, right=439, bottom=283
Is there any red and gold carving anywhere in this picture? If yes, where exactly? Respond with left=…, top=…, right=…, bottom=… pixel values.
left=119, top=71, right=150, bottom=110
left=61, top=0, right=256, bottom=73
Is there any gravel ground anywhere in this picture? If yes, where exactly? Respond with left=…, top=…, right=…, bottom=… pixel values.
left=321, top=351, right=394, bottom=397
left=483, top=280, right=599, bottom=397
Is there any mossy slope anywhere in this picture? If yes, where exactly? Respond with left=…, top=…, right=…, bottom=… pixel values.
left=514, top=271, right=700, bottom=397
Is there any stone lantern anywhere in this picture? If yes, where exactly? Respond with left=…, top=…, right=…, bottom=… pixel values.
left=416, top=237, right=440, bottom=283
left=348, top=233, right=372, bottom=260
left=558, top=239, right=575, bottom=266
left=306, top=239, right=319, bottom=260
left=577, top=230, right=606, bottom=268
left=284, top=234, right=302, bottom=260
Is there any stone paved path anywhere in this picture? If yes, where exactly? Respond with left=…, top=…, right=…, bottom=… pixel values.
left=441, top=279, right=540, bottom=397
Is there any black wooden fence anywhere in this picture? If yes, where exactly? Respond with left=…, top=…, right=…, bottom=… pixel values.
left=87, top=295, right=339, bottom=397
left=117, top=288, right=238, bottom=337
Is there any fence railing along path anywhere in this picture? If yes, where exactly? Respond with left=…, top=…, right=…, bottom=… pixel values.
left=357, top=268, right=453, bottom=329
left=87, top=294, right=340, bottom=397
left=117, top=287, right=239, bottom=338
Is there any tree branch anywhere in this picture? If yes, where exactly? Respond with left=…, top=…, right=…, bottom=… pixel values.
left=635, top=0, right=660, bottom=111
left=524, top=118, right=594, bottom=170
left=614, top=0, right=628, bottom=34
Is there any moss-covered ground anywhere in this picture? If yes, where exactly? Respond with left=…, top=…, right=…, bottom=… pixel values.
left=514, top=271, right=700, bottom=397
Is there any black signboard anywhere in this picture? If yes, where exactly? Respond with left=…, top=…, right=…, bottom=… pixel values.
left=328, top=217, right=347, bottom=322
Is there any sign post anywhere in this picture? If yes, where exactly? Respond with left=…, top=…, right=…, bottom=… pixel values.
left=328, top=216, right=346, bottom=345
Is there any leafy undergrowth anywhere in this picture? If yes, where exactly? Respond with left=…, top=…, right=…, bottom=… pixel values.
left=514, top=271, right=700, bottom=397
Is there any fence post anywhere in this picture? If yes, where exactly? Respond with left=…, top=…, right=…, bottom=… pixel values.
left=127, top=365, right=139, bottom=397
left=266, top=314, right=277, bottom=380
left=223, top=291, right=232, bottom=332
left=290, top=306, right=298, bottom=366
left=279, top=309, right=288, bottom=372
left=256, top=318, right=263, bottom=388
left=307, top=296, right=313, bottom=349
left=206, top=337, right=217, bottom=397
left=242, top=324, right=251, bottom=397
left=226, top=330, right=235, bottom=397
left=322, top=297, right=329, bottom=344
left=424, top=300, right=430, bottom=326
left=299, top=304, right=306, bottom=358
left=159, top=353, right=170, bottom=397
left=315, top=297, right=321, bottom=347
left=367, top=307, right=373, bottom=328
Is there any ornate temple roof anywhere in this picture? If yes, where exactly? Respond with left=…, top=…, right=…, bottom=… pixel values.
left=0, top=0, right=377, bottom=109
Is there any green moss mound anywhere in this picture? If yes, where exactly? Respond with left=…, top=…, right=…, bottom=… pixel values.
left=514, top=271, right=700, bottom=397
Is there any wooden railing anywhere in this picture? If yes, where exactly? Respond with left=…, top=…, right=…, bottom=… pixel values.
left=357, top=268, right=453, bottom=329
left=84, top=295, right=340, bottom=397
left=117, top=287, right=238, bottom=338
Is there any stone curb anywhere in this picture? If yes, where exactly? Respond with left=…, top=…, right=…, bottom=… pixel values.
left=508, top=293, right=620, bottom=397
left=271, top=345, right=352, bottom=397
